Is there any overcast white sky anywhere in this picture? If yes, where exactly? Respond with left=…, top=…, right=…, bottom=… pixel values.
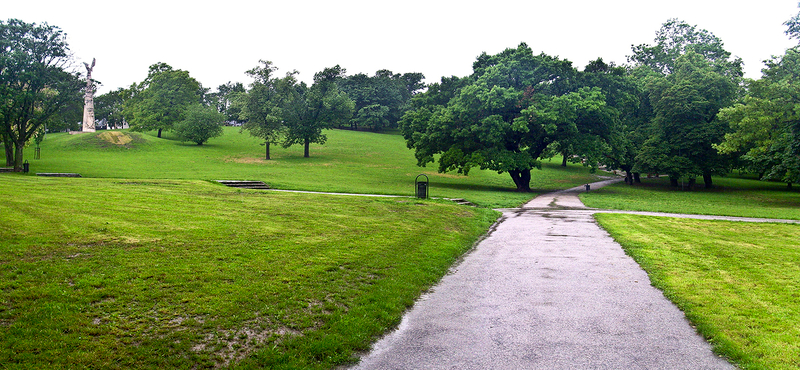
left=6, top=0, right=800, bottom=95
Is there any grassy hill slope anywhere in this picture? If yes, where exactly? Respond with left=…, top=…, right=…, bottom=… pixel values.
left=27, top=127, right=606, bottom=208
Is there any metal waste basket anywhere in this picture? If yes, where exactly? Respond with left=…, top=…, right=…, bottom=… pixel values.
left=415, top=174, right=429, bottom=199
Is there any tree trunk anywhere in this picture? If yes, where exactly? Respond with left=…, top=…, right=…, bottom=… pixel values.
left=157, top=128, right=162, bottom=138
left=13, top=142, right=24, bottom=171
left=303, top=138, right=310, bottom=158
left=687, top=177, right=696, bottom=190
left=669, top=177, right=679, bottom=187
left=561, top=154, right=568, bottom=167
left=633, top=172, right=641, bottom=183
left=265, top=142, right=271, bottom=160
left=703, top=172, right=714, bottom=189
left=509, top=169, right=532, bottom=192
left=787, top=182, right=792, bottom=190
left=3, top=138, right=13, bottom=167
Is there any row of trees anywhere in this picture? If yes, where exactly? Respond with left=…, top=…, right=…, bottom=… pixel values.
left=238, top=61, right=353, bottom=158
left=400, top=16, right=799, bottom=191
left=4, top=13, right=799, bottom=185
left=90, top=61, right=424, bottom=156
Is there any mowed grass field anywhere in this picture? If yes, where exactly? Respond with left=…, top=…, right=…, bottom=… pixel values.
left=8, top=128, right=800, bottom=369
left=585, top=178, right=800, bottom=370
left=29, top=128, right=605, bottom=208
left=581, top=176, right=800, bottom=220
left=0, top=176, right=498, bottom=369
left=1, top=128, right=604, bottom=369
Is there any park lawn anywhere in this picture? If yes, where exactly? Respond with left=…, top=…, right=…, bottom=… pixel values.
left=581, top=176, right=800, bottom=220
left=595, top=214, right=800, bottom=370
left=0, top=176, right=498, bottom=369
left=27, top=128, right=605, bottom=208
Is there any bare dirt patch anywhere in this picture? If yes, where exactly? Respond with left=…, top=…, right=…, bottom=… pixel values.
left=222, top=156, right=275, bottom=165
left=98, top=131, right=133, bottom=145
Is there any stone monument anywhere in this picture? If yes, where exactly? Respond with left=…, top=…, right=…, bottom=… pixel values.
left=82, top=58, right=96, bottom=132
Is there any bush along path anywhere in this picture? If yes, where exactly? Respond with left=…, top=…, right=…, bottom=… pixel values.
left=350, top=178, right=736, bottom=369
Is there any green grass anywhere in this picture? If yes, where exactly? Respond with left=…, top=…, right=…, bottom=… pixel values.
left=0, top=127, right=606, bottom=368
left=0, top=176, right=498, bottom=369
left=595, top=214, right=800, bottom=370
left=581, top=176, right=800, bottom=219
left=28, top=128, right=605, bottom=208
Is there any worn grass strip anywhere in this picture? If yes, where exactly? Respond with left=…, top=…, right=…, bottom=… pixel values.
left=0, top=176, right=498, bottom=369
left=595, top=213, right=800, bottom=370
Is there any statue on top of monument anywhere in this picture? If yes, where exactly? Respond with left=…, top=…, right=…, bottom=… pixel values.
left=82, top=58, right=96, bottom=132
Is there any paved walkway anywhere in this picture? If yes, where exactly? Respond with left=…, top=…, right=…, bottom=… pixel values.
left=350, top=178, right=738, bottom=369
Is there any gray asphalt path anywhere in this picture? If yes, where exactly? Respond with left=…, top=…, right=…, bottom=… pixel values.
left=350, top=178, right=735, bottom=370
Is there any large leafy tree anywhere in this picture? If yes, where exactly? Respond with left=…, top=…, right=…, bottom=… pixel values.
left=239, top=60, right=284, bottom=160
left=123, top=63, right=201, bottom=138
left=0, top=19, right=83, bottom=170
left=716, top=45, right=800, bottom=187
left=629, top=18, right=743, bottom=77
left=280, top=65, right=354, bottom=158
left=636, top=52, right=739, bottom=188
left=401, top=43, right=617, bottom=192
left=630, top=19, right=742, bottom=188
left=173, top=103, right=225, bottom=145
left=580, top=59, right=644, bottom=184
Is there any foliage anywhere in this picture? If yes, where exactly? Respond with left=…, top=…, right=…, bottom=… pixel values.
left=400, top=43, right=616, bottom=192
left=280, top=65, right=355, bottom=158
left=172, top=103, right=225, bottom=145
left=597, top=214, right=800, bottom=370
left=0, top=18, right=83, bottom=169
left=628, top=18, right=743, bottom=77
left=238, top=60, right=284, bottom=159
left=94, top=87, right=130, bottom=129
left=338, top=70, right=425, bottom=131
left=785, top=3, right=800, bottom=43
left=353, top=103, right=390, bottom=131
left=716, top=47, right=800, bottom=186
left=123, top=63, right=201, bottom=138
left=629, top=19, right=743, bottom=188
left=206, top=81, right=245, bottom=123
left=0, top=176, right=498, bottom=369
left=581, top=59, right=645, bottom=183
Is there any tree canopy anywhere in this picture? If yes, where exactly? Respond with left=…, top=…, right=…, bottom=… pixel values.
left=238, top=60, right=284, bottom=159
left=0, top=18, right=83, bottom=170
left=173, top=103, right=225, bottom=145
left=238, top=62, right=354, bottom=158
left=95, top=87, right=130, bottom=129
left=400, top=43, right=618, bottom=191
left=338, top=70, right=425, bottom=131
left=281, top=66, right=354, bottom=157
left=716, top=46, right=800, bottom=187
left=123, top=63, right=202, bottom=138
left=629, top=19, right=742, bottom=188
left=636, top=52, right=739, bottom=188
